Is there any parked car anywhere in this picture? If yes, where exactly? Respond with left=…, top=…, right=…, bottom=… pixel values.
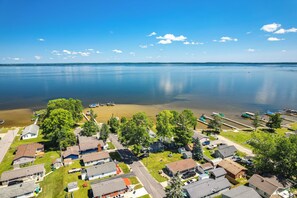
left=232, top=155, right=241, bottom=162
left=202, top=141, right=210, bottom=146
left=182, top=171, right=196, bottom=179
left=207, top=144, right=217, bottom=150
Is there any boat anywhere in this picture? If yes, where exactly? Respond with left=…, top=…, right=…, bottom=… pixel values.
left=241, top=112, right=255, bottom=119
left=212, top=112, right=225, bottom=117
left=284, top=108, right=297, bottom=114
left=0, top=119, right=4, bottom=125
left=199, top=115, right=206, bottom=122
left=106, top=102, right=115, bottom=106
left=266, top=110, right=275, bottom=116
left=89, top=104, right=97, bottom=108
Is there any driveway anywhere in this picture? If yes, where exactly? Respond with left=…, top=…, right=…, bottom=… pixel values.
left=217, top=135, right=254, bottom=156
left=109, top=134, right=166, bottom=198
left=0, top=128, right=19, bottom=163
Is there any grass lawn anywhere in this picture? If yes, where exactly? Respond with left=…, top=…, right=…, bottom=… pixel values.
left=291, top=122, right=297, bottom=130
left=141, top=151, right=182, bottom=182
left=138, top=194, right=151, bottom=198
left=118, top=162, right=130, bottom=174
left=203, top=147, right=214, bottom=159
left=134, top=184, right=143, bottom=190
left=220, top=131, right=253, bottom=149
left=107, top=141, right=115, bottom=149
left=129, top=176, right=140, bottom=184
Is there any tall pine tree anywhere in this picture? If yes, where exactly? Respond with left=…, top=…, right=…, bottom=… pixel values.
left=165, top=172, right=184, bottom=198
left=193, top=137, right=203, bottom=160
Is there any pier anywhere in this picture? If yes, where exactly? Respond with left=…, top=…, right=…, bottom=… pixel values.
left=204, top=115, right=239, bottom=130
left=213, top=112, right=254, bottom=129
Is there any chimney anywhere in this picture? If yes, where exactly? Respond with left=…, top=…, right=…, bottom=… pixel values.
left=98, top=144, right=102, bottom=152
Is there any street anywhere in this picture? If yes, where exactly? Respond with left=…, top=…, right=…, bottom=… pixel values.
left=218, top=135, right=254, bottom=156
left=0, top=128, right=19, bottom=163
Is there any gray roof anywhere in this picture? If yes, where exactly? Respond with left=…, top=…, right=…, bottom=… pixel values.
left=1, top=164, right=44, bottom=182
left=91, top=178, right=127, bottom=197
left=68, top=182, right=78, bottom=190
left=183, top=177, right=231, bottom=198
left=209, top=168, right=227, bottom=178
left=22, top=124, right=39, bottom=136
left=222, top=186, right=261, bottom=198
left=193, top=131, right=208, bottom=140
left=216, top=145, right=237, bottom=158
left=86, top=161, right=116, bottom=177
left=79, top=136, right=105, bottom=151
left=0, top=180, right=37, bottom=198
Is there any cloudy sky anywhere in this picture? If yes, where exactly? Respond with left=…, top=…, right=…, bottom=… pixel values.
left=0, top=0, right=297, bottom=63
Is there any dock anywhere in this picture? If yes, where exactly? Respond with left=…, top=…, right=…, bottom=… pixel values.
left=204, top=115, right=239, bottom=130
left=281, top=116, right=297, bottom=123
left=82, top=113, right=90, bottom=122
left=213, top=112, right=254, bottom=129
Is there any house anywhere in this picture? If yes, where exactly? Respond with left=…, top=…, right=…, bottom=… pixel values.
left=21, top=124, right=39, bottom=140
left=214, top=145, right=237, bottom=159
left=81, top=161, right=117, bottom=180
left=209, top=168, right=227, bottom=179
left=166, top=159, right=197, bottom=176
left=0, top=180, right=38, bottom=198
left=79, top=136, right=107, bottom=154
left=217, top=159, right=247, bottom=179
left=150, top=141, right=164, bottom=153
left=199, top=174, right=209, bottom=180
left=183, top=151, right=193, bottom=159
left=0, top=164, right=45, bottom=185
left=62, top=146, right=79, bottom=160
left=222, top=185, right=261, bottom=198
left=91, top=177, right=130, bottom=198
left=193, top=131, right=210, bottom=143
left=82, top=151, right=111, bottom=166
left=68, top=182, right=79, bottom=192
left=198, top=162, right=214, bottom=174
left=249, top=174, right=292, bottom=198
left=63, top=158, right=73, bottom=166
left=183, top=177, right=231, bottom=198
left=13, top=143, right=44, bottom=166
left=52, top=158, right=63, bottom=169
left=210, top=158, right=222, bottom=166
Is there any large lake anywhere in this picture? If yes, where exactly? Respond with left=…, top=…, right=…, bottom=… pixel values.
left=0, top=63, right=296, bottom=113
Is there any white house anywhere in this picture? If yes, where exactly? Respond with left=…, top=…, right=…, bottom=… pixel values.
left=81, top=151, right=111, bottom=166
left=21, top=124, right=39, bottom=140
left=81, top=161, right=117, bottom=181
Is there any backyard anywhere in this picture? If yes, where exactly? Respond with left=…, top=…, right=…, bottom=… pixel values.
left=220, top=131, right=253, bottom=149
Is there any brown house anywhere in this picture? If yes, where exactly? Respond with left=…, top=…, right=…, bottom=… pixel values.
left=13, top=143, right=44, bottom=166
left=217, top=159, right=247, bottom=179
left=166, top=159, right=197, bottom=176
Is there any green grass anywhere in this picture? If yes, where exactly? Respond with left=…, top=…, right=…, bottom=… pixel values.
left=118, top=162, right=130, bottom=174
left=236, top=150, right=247, bottom=158
left=129, top=176, right=140, bottom=184
left=134, top=184, right=143, bottom=190
left=141, top=151, right=182, bottom=182
left=203, top=147, right=214, bottom=159
left=107, top=141, right=115, bottom=149
left=220, top=131, right=253, bottom=149
left=137, top=194, right=150, bottom=198
left=291, top=122, right=297, bottom=130
left=34, top=151, right=60, bottom=173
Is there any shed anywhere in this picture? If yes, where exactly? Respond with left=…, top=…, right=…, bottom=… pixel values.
left=68, top=182, right=79, bottom=192
left=183, top=151, right=193, bottom=159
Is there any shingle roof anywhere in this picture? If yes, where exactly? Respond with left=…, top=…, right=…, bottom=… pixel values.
left=183, top=177, right=231, bottom=198
left=78, top=136, right=105, bottom=151
left=0, top=164, right=44, bottom=182
left=218, top=159, right=247, bottom=176
left=216, top=145, right=237, bottom=158
left=62, top=146, right=79, bottom=158
left=209, top=168, right=227, bottom=178
left=13, top=143, right=44, bottom=161
left=249, top=174, right=291, bottom=197
left=0, top=180, right=37, bottom=198
left=222, top=185, right=261, bottom=198
left=22, top=124, right=39, bottom=136
left=166, top=159, right=197, bottom=174
left=82, top=151, right=110, bottom=163
left=91, top=178, right=128, bottom=197
left=86, top=161, right=117, bottom=177
left=200, top=162, right=214, bottom=171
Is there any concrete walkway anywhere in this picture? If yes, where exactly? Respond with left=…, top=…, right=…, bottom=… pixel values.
left=217, top=135, right=254, bottom=156
left=0, top=128, right=19, bottom=163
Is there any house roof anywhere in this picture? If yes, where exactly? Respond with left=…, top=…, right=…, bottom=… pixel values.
left=82, top=151, right=110, bottom=163
left=183, top=177, right=231, bottom=198
left=216, top=145, right=237, bottom=158
left=91, top=178, right=128, bottom=197
left=200, top=163, right=214, bottom=171
left=249, top=174, right=291, bottom=197
left=13, top=143, right=44, bottom=161
left=0, top=164, right=44, bottom=182
left=78, top=136, right=104, bottom=151
left=218, top=159, right=247, bottom=176
left=222, top=185, right=261, bottom=198
left=62, top=146, right=79, bottom=158
left=22, top=124, right=39, bottom=136
left=209, top=168, right=227, bottom=178
left=0, top=180, right=37, bottom=198
left=166, top=159, right=197, bottom=174
left=183, top=151, right=192, bottom=156
left=86, top=161, right=117, bottom=177
left=193, top=131, right=208, bottom=140
left=68, top=182, right=78, bottom=190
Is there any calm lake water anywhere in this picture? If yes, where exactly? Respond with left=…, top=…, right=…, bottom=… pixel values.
left=0, top=63, right=296, bottom=113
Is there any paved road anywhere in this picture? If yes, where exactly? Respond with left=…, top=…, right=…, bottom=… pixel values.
left=218, top=135, right=254, bottom=156
left=0, top=128, right=19, bottom=163
left=109, top=134, right=165, bottom=198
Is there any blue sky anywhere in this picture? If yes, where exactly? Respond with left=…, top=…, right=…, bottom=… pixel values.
left=1, top=0, right=297, bottom=63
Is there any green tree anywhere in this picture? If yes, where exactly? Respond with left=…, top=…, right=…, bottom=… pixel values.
left=266, top=113, right=282, bottom=130
left=252, top=112, right=261, bottom=131
left=58, top=130, right=77, bottom=150
left=45, top=98, right=83, bottom=122
left=81, top=121, right=99, bottom=137
left=174, top=114, right=193, bottom=147
left=193, top=138, right=203, bottom=160
left=120, top=117, right=127, bottom=124
left=100, top=123, right=110, bottom=142
left=156, top=110, right=175, bottom=142
left=108, top=116, right=120, bottom=133
left=208, top=115, right=222, bottom=132
left=165, top=172, right=184, bottom=198
left=180, top=109, right=197, bottom=129
left=89, top=109, right=97, bottom=120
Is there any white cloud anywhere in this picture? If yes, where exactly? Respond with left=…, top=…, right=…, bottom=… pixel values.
left=38, top=38, right=45, bottom=42
left=246, top=32, right=252, bottom=34
left=247, top=48, right=255, bottom=52
left=214, top=36, right=238, bottom=43
left=158, top=39, right=172, bottom=44
left=139, top=45, right=148, bottom=49
left=87, top=49, right=94, bottom=51
left=78, top=52, right=90, bottom=56
left=282, top=50, right=287, bottom=53
left=157, top=34, right=187, bottom=41
left=261, top=23, right=281, bottom=32
left=112, top=49, right=123, bottom=54
left=149, top=44, right=154, bottom=47
left=96, top=51, right=101, bottom=54
left=148, top=32, right=157, bottom=37
left=129, top=52, right=136, bottom=56
left=34, top=55, right=41, bottom=60
left=183, top=41, right=204, bottom=45
left=267, top=37, right=284, bottom=41
left=51, top=50, right=62, bottom=56
left=63, top=50, right=72, bottom=54
left=13, top=57, right=20, bottom=61
left=274, top=27, right=297, bottom=34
